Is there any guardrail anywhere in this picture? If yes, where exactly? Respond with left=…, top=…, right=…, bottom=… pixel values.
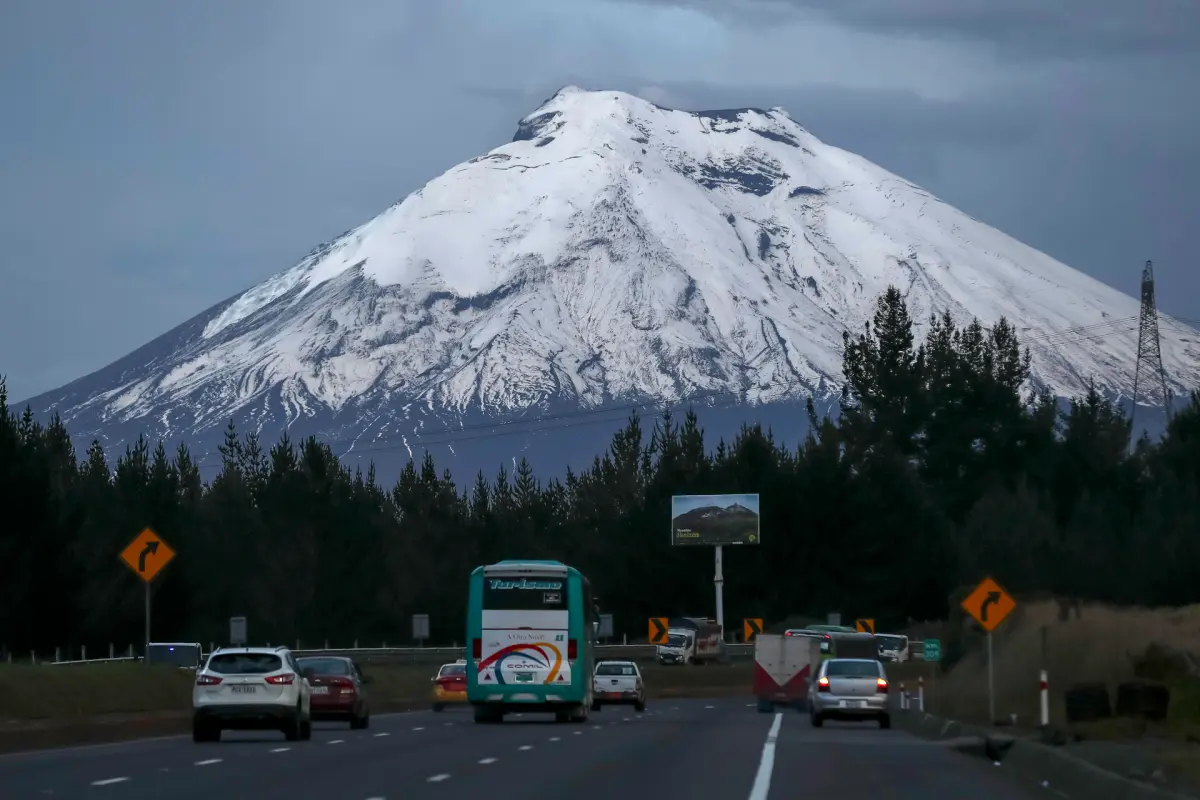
left=21, top=637, right=928, bottom=666
left=26, top=643, right=757, bottom=666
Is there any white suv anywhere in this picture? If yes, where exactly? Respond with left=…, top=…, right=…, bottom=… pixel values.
left=192, top=646, right=312, bottom=742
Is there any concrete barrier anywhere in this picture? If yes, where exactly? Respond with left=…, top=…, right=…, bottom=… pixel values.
left=895, top=710, right=1196, bottom=799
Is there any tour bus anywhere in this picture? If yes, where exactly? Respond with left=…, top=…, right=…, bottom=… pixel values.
left=466, top=560, right=597, bottom=723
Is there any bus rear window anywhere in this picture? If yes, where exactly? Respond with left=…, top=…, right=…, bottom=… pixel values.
left=482, top=577, right=568, bottom=610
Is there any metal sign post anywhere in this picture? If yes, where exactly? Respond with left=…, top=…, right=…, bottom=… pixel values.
left=714, top=544, right=725, bottom=639
left=230, top=616, right=247, bottom=646
left=962, top=577, right=1016, bottom=725
left=670, top=493, right=761, bottom=642
left=119, top=527, right=176, bottom=662
left=412, top=614, right=430, bottom=646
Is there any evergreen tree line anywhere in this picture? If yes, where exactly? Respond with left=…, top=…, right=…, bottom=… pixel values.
left=2, top=286, right=1198, bottom=655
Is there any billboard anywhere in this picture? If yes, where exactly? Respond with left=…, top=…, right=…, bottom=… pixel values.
left=670, top=494, right=761, bottom=546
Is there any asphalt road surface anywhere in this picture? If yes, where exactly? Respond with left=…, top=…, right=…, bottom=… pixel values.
left=0, top=699, right=1042, bottom=799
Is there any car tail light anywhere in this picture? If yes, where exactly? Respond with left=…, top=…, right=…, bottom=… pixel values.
left=196, top=674, right=222, bottom=686
left=817, top=676, right=830, bottom=692
left=567, top=639, right=577, bottom=660
left=876, top=677, right=889, bottom=693
left=785, top=631, right=792, bottom=636
left=472, top=638, right=481, bottom=659
left=328, top=677, right=354, bottom=687
left=265, top=673, right=295, bottom=685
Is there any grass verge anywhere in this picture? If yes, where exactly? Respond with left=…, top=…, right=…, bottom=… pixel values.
left=0, top=659, right=753, bottom=753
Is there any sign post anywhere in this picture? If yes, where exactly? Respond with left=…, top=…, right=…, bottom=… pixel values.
left=230, top=616, right=247, bottom=647
left=119, top=527, right=176, bottom=662
left=648, top=617, right=669, bottom=645
left=923, top=638, right=941, bottom=712
left=670, top=494, right=760, bottom=638
left=961, top=577, right=1016, bottom=723
left=412, top=614, right=430, bottom=646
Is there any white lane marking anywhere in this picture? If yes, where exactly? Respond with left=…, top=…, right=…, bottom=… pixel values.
left=705, top=705, right=715, bottom=709
left=374, top=732, right=389, bottom=737
left=518, top=745, right=533, bottom=751
left=427, top=774, right=451, bottom=782
left=549, top=736, right=560, bottom=741
left=573, top=731, right=582, bottom=735
left=443, top=722, right=453, bottom=726
left=479, top=757, right=497, bottom=764
left=271, top=747, right=290, bottom=753
left=412, top=726, right=425, bottom=731
left=91, top=777, right=129, bottom=786
left=622, top=717, right=631, bottom=721
left=591, top=725, right=601, bottom=730
left=328, top=739, right=344, bottom=745
left=194, top=758, right=222, bottom=766
left=365, top=797, right=386, bottom=800
left=748, top=713, right=783, bottom=800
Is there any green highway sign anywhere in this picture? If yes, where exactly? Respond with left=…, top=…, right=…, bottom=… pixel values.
left=923, top=638, right=941, bottom=662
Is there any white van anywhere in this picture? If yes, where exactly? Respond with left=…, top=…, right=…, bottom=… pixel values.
left=875, top=634, right=909, bottom=662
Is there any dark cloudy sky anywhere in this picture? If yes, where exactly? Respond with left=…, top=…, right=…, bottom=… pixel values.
left=2, top=0, right=1197, bottom=401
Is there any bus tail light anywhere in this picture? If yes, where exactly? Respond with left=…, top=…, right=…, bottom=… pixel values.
left=472, top=638, right=481, bottom=659
left=567, top=639, right=577, bottom=660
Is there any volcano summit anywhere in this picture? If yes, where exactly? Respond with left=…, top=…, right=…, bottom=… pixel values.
left=22, top=86, right=1199, bottom=478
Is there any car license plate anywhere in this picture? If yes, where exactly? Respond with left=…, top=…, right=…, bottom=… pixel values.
left=231, top=685, right=257, bottom=694
left=515, top=673, right=533, bottom=683
left=841, top=700, right=865, bottom=708
left=311, top=686, right=329, bottom=694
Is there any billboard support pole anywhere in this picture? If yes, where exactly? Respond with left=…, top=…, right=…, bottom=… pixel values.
left=714, top=544, right=725, bottom=640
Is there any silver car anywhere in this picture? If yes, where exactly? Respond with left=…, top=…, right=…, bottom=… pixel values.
left=809, top=658, right=890, bottom=729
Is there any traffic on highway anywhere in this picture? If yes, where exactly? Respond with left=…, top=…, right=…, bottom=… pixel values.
left=0, top=559, right=1042, bottom=798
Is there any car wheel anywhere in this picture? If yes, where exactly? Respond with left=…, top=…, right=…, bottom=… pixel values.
left=810, top=713, right=824, bottom=728
left=300, top=716, right=312, bottom=740
left=879, top=714, right=891, bottom=730
left=284, top=705, right=303, bottom=741
left=432, top=703, right=444, bottom=712
left=591, top=700, right=601, bottom=711
left=634, top=701, right=645, bottom=713
left=360, top=713, right=370, bottom=730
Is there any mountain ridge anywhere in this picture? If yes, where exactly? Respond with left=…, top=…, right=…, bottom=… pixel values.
left=20, top=85, right=1198, bottom=479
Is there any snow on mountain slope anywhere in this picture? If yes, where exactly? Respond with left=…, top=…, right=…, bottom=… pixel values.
left=23, top=86, right=1200, bottom=472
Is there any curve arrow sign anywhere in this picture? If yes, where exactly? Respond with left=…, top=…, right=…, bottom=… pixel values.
left=138, top=540, right=160, bottom=573
left=979, top=591, right=1001, bottom=623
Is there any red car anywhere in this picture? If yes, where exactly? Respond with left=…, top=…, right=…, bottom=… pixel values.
left=296, top=656, right=371, bottom=729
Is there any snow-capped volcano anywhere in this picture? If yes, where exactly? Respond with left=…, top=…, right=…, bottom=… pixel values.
left=23, top=86, right=1199, bottom=476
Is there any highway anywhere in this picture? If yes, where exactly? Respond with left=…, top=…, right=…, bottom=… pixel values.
left=0, top=698, right=1040, bottom=799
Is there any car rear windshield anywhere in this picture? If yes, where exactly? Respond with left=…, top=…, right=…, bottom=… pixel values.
left=296, top=658, right=351, bottom=675
left=438, top=664, right=466, bottom=678
left=876, top=635, right=906, bottom=649
left=482, top=576, right=568, bottom=610
left=825, top=660, right=882, bottom=677
left=595, top=663, right=636, bottom=676
left=207, top=653, right=283, bottom=675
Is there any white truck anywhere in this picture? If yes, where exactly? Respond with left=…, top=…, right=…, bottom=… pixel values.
left=753, top=632, right=821, bottom=712
left=656, top=618, right=723, bottom=665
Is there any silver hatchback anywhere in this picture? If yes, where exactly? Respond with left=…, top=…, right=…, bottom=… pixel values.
left=810, top=658, right=890, bottom=729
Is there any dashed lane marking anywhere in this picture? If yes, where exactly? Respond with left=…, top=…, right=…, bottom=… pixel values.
left=194, top=758, right=222, bottom=766
left=427, top=774, right=451, bottom=782
left=373, top=732, right=390, bottom=737
left=518, top=745, right=533, bottom=751
left=328, top=739, right=345, bottom=745
left=91, top=777, right=129, bottom=786
left=549, top=736, right=560, bottom=741
left=479, top=757, right=497, bottom=764
left=270, top=747, right=290, bottom=753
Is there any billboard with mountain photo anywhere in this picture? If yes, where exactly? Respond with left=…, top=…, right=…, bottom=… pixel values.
left=670, top=494, right=761, bottom=546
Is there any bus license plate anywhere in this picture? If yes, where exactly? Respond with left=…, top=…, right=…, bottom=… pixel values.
left=515, top=673, right=533, bottom=683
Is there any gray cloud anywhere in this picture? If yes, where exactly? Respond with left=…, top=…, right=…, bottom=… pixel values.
left=640, top=0, right=1200, bottom=57
left=1, top=0, right=1196, bottom=401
